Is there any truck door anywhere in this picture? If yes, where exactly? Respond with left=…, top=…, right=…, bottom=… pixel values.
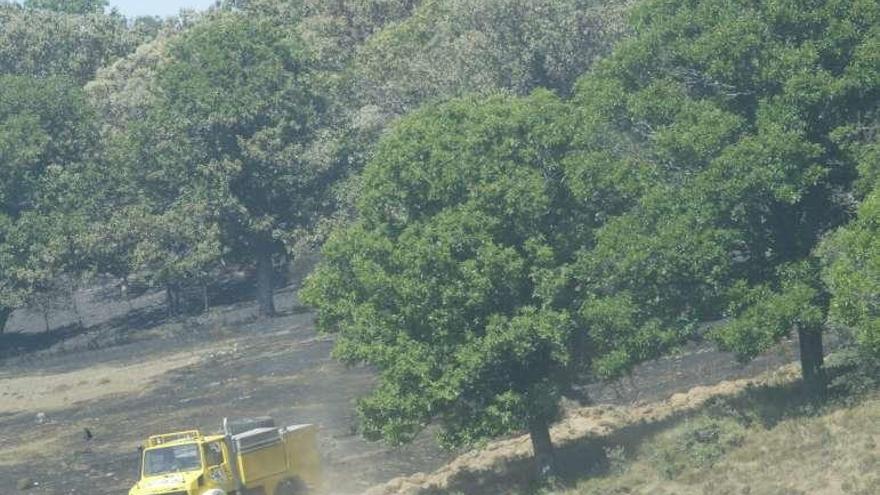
left=204, top=441, right=233, bottom=488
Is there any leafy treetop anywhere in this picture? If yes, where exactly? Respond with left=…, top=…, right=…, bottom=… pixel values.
left=565, top=0, right=880, bottom=393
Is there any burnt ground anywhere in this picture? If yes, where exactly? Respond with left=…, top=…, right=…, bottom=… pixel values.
left=0, top=269, right=821, bottom=495
left=0, top=283, right=451, bottom=495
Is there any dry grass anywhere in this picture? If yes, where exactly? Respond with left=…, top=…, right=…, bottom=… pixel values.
left=367, top=365, right=804, bottom=495
left=369, top=350, right=880, bottom=495
left=0, top=350, right=210, bottom=414
left=568, top=372, right=880, bottom=495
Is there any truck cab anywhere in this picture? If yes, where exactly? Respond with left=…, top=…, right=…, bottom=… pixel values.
left=129, top=418, right=321, bottom=495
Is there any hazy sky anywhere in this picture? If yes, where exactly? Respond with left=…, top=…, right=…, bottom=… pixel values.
left=109, top=0, right=216, bottom=18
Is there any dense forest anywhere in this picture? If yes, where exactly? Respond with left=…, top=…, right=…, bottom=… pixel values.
left=2, top=0, right=880, bottom=481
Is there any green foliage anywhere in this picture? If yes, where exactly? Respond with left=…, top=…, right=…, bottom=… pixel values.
left=0, top=76, right=93, bottom=218
left=302, top=92, right=594, bottom=447
left=825, top=348, right=880, bottom=400
left=566, top=0, right=880, bottom=375
left=715, top=263, right=825, bottom=361
left=130, top=203, right=222, bottom=292
left=230, top=0, right=421, bottom=71
left=572, top=192, right=736, bottom=377
left=0, top=2, right=149, bottom=83
left=649, top=414, right=746, bottom=479
left=23, top=0, right=107, bottom=14
left=823, top=191, right=880, bottom=355
left=151, top=11, right=335, bottom=251
left=303, top=0, right=880, bottom=450
left=0, top=75, right=97, bottom=312
left=297, top=0, right=421, bottom=70
left=84, top=11, right=345, bottom=313
left=85, top=38, right=170, bottom=136
left=356, top=0, right=630, bottom=114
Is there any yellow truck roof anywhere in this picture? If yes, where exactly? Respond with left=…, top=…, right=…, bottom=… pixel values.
left=144, top=431, right=228, bottom=449
left=146, top=430, right=202, bottom=447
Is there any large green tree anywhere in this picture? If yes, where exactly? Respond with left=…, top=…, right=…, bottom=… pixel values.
left=301, top=91, right=673, bottom=477
left=73, top=135, right=223, bottom=316
left=0, top=0, right=142, bottom=329
left=133, top=12, right=337, bottom=316
left=0, top=75, right=97, bottom=333
left=83, top=36, right=201, bottom=311
left=566, top=0, right=880, bottom=397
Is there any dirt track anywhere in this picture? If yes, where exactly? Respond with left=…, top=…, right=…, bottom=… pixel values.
left=0, top=274, right=810, bottom=495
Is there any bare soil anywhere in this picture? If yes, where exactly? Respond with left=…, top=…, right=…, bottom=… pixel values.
left=0, top=283, right=451, bottom=495
left=0, top=268, right=816, bottom=495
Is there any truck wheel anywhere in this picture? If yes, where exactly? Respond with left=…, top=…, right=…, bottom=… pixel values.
left=275, top=478, right=308, bottom=495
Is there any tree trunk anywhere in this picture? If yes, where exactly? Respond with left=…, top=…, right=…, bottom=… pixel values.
left=0, top=306, right=11, bottom=335
left=165, top=285, right=173, bottom=317
left=70, top=286, right=84, bottom=328
left=122, top=275, right=134, bottom=313
left=798, top=326, right=826, bottom=399
left=202, top=281, right=210, bottom=314
left=529, top=416, right=557, bottom=482
left=256, top=245, right=276, bottom=318
left=166, top=284, right=181, bottom=317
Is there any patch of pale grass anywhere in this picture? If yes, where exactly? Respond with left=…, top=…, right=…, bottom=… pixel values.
left=569, top=394, right=880, bottom=495
left=0, top=350, right=202, bottom=413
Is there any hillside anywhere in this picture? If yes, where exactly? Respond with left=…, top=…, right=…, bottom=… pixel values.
left=0, top=284, right=450, bottom=495
left=566, top=357, right=880, bottom=495
left=568, top=392, right=880, bottom=495
left=364, top=353, right=880, bottom=495
left=0, top=271, right=817, bottom=495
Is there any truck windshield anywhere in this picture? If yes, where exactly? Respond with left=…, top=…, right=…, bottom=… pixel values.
left=143, top=444, right=202, bottom=476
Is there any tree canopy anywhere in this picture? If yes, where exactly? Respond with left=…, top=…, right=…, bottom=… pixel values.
left=23, top=0, right=107, bottom=14
left=303, top=92, right=583, bottom=472
left=302, top=89, right=695, bottom=474
left=117, top=12, right=340, bottom=316
left=561, top=0, right=880, bottom=396
left=302, top=0, right=880, bottom=476
left=355, top=0, right=630, bottom=116
left=0, top=2, right=149, bottom=83
left=0, top=75, right=97, bottom=331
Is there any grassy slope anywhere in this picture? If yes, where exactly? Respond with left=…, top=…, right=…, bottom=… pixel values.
left=368, top=349, right=880, bottom=495
left=569, top=356, right=880, bottom=495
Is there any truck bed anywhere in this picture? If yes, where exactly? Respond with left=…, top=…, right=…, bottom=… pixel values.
left=232, top=423, right=321, bottom=490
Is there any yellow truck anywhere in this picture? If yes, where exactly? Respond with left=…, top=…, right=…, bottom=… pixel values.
left=128, top=417, right=321, bottom=495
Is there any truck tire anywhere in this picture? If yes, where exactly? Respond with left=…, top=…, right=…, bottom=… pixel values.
left=275, top=478, right=308, bottom=495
